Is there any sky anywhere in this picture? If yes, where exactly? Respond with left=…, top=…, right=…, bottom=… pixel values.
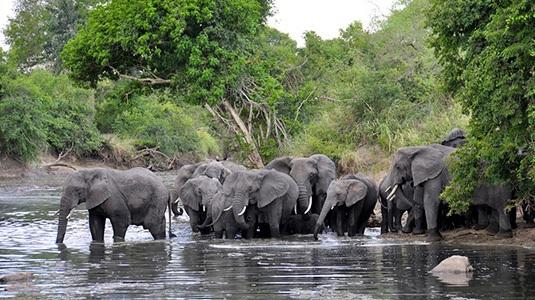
left=0, top=0, right=397, bottom=50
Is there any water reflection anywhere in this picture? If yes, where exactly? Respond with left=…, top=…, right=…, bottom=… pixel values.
left=1, top=173, right=535, bottom=299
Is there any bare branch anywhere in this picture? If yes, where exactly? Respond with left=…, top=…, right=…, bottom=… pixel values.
left=108, top=65, right=172, bottom=85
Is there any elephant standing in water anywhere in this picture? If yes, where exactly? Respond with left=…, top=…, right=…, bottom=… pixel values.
left=265, top=154, right=336, bottom=220
left=171, top=160, right=238, bottom=216
left=56, top=167, right=172, bottom=244
left=314, top=173, right=378, bottom=240
left=180, top=175, right=222, bottom=234
left=378, top=172, right=417, bottom=234
left=206, top=169, right=298, bottom=238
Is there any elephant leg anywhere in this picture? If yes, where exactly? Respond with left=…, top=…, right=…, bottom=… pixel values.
left=421, top=181, right=443, bottom=242
left=496, top=207, right=513, bottom=238
left=402, top=209, right=415, bottom=233
left=380, top=198, right=389, bottom=234
left=474, top=205, right=490, bottom=230
left=347, top=205, right=358, bottom=237
left=88, top=209, right=106, bottom=242
left=335, top=208, right=345, bottom=237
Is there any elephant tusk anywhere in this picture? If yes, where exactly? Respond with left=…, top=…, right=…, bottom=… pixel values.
left=294, top=205, right=297, bottom=215
left=385, top=186, right=392, bottom=193
left=223, top=205, right=233, bottom=211
left=330, top=206, right=335, bottom=210
left=202, top=205, right=206, bottom=212
left=387, top=185, right=398, bottom=201
left=238, top=206, right=247, bottom=216
left=54, top=209, right=60, bottom=216
left=66, top=208, right=75, bottom=220
left=174, top=197, right=181, bottom=204
left=304, top=196, right=313, bottom=214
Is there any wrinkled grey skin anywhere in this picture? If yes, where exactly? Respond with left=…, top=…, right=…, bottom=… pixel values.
left=265, top=154, right=336, bottom=221
left=390, top=144, right=513, bottom=241
left=180, top=175, right=222, bottom=234
left=56, top=168, right=171, bottom=244
left=209, top=169, right=298, bottom=239
left=389, top=144, right=456, bottom=241
left=314, top=173, right=378, bottom=240
left=171, top=161, right=233, bottom=216
left=378, top=172, right=418, bottom=234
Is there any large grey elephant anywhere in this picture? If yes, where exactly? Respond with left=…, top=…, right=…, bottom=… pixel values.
left=209, top=168, right=298, bottom=238
left=389, top=144, right=513, bottom=241
left=171, top=160, right=234, bottom=216
left=180, top=175, right=222, bottom=234
left=265, top=154, right=336, bottom=219
left=56, top=167, right=172, bottom=244
left=389, top=144, right=456, bottom=241
left=313, top=173, right=378, bottom=240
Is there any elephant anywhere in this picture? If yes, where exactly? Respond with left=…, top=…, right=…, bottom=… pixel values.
left=207, top=168, right=298, bottom=238
left=441, top=128, right=467, bottom=148
left=180, top=175, right=222, bottom=234
left=265, top=154, right=336, bottom=221
left=313, top=173, right=378, bottom=240
left=55, top=167, right=172, bottom=244
left=389, top=144, right=513, bottom=241
left=171, top=160, right=233, bottom=216
left=378, top=172, right=419, bottom=234
left=388, top=144, right=456, bottom=241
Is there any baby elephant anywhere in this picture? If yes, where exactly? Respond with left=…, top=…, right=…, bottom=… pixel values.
left=314, top=173, right=378, bottom=240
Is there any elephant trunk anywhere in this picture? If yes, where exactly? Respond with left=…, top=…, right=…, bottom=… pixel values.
left=233, top=193, right=249, bottom=230
left=313, top=198, right=334, bottom=240
left=171, top=197, right=184, bottom=216
left=56, top=196, right=77, bottom=244
left=297, top=185, right=312, bottom=217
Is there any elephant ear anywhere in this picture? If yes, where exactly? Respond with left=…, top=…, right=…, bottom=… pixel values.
left=222, top=171, right=240, bottom=196
left=345, top=179, right=368, bottom=207
left=411, top=146, right=447, bottom=186
left=257, top=169, right=290, bottom=208
left=180, top=179, right=201, bottom=211
left=310, top=154, right=336, bottom=195
left=265, top=156, right=293, bottom=175
left=86, top=169, right=111, bottom=210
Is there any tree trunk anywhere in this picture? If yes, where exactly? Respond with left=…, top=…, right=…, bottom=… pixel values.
left=205, top=101, right=264, bottom=168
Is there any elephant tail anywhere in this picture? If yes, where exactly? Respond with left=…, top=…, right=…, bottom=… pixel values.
left=168, top=194, right=176, bottom=238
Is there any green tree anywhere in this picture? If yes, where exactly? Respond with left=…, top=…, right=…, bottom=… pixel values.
left=60, top=0, right=302, bottom=167
left=428, top=0, right=535, bottom=211
left=4, top=0, right=101, bottom=73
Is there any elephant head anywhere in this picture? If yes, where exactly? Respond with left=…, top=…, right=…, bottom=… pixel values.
left=172, top=161, right=231, bottom=216
left=221, top=169, right=296, bottom=231
left=191, top=161, right=232, bottom=183
left=181, top=175, right=222, bottom=232
left=56, top=168, right=111, bottom=244
left=265, top=154, right=336, bottom=216
left=313, top=178, right=368, bottom=240
left=390, top=145, right=453, bottom=188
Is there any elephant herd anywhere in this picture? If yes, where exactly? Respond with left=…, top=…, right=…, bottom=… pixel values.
left=172, top=154, right=378, bottom=240
left=55, top=128, right=527, bottom=244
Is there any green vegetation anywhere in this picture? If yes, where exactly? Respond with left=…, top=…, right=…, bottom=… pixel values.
left=428, top=0, right=535, bottom=211
left=7, top=0, right=530, bottom=217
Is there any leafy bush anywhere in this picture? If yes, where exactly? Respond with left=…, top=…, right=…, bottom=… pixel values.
left=0, top=69, right=101, bottom=162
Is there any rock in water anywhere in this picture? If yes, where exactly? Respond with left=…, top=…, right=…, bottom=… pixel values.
left=431, top=255, right=473, bottom=273
left=0, top=272, right=34, bottom=283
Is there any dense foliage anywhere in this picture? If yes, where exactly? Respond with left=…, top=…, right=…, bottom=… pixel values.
left=0, top=56, right=101, bottom=162
left=2, top=0, right=470, bottom=174
left=428, top=0, right=535, bottom=211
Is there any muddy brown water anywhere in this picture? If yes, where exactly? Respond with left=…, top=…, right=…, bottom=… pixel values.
left=1, top=171, right=535, bottom=299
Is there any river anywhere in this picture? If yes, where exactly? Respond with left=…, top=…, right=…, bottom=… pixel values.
left=1, top=171, right=535, bottom=299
